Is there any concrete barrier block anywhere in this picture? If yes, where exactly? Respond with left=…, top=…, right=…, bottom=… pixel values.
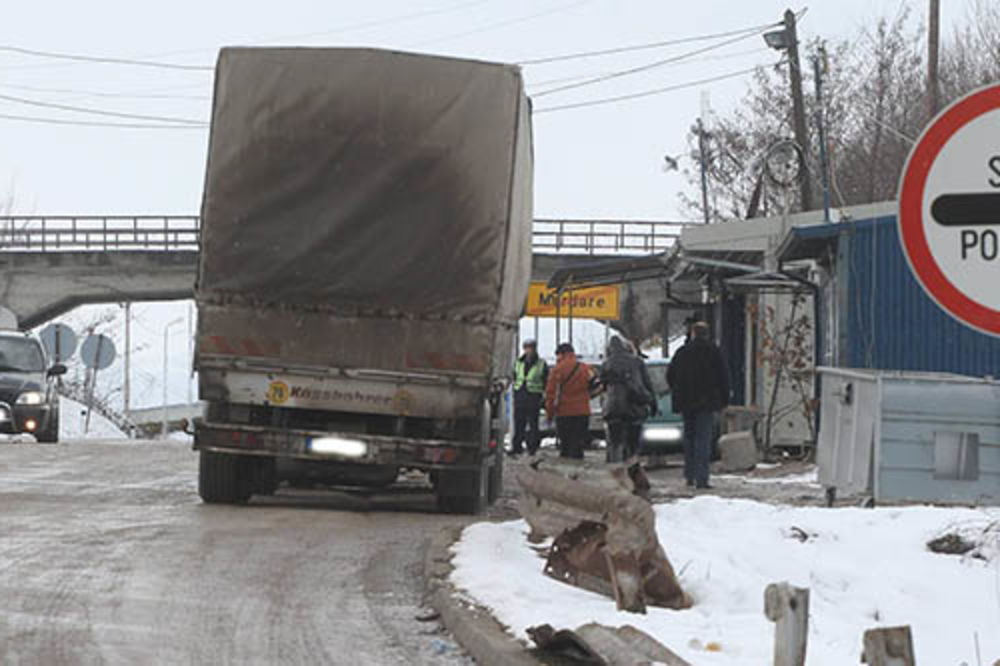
left=717, top=430, right=758, bottom=472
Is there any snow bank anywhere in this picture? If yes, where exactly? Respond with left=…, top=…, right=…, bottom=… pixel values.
left=451, top=497, right=1000, bottom=665
left=59, top=397, right=127, bottom=440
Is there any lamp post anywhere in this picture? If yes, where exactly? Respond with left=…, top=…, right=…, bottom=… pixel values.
left=162, top=317, right=184, bottom=439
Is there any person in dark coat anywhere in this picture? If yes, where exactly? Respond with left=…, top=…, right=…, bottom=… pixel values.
left=510, top=339, right=548, bottom=456
left=667, top=321, right=729, bottom=489
left=600, top=336, right=657, bottom=462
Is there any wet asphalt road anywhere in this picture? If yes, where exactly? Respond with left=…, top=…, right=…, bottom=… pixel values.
left=0, top=440, right=478, bottom=665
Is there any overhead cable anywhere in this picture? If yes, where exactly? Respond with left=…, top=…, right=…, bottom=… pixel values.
left=0, top=92, right=207, bottom=125
left=533, top=65, right=764, bottom=114
left=517, top=21, right=780, bottom=65
left=0, top=83, right=210, bottom=101
left=532, top=29, right=769, bottom=97
left=0, top=112, right=207, bottom=129
left=0, top=45, right=213, bottom=71
left=525, top=47, right=769, bottom=88
left=407, top=0, right=594, bottom=48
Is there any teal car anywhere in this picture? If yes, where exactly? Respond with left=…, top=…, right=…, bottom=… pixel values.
left=639, top=359, right=685, bottom=453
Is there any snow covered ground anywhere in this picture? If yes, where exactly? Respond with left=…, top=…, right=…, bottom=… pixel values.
left=451, top=497, right=1000, bottom=665
left=59, top=396, right=127, bottom=440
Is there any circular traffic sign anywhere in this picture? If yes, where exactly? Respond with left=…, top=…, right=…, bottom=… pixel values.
left=899, top=83, right=1000, bottom=337
left=80, top=334, right=116, bottom=370
left=39, top=323, right=79, bottom=363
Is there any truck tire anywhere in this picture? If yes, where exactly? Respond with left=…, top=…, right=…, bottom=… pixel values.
left=436, top=465, right=489, bottom=515
left=198, top=451, right=256, bottom=504
left=487, top=452, right=503, bottom=504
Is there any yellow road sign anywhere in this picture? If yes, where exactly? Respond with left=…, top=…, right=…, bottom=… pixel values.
left=525, top=282, right=621, bottom=320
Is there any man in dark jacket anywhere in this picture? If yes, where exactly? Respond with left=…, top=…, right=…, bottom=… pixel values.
left=600, top=336, right=657, bottom=462
left=667, top=321, right=729, bottom=489
left=510, top=339, right=548, bottom=456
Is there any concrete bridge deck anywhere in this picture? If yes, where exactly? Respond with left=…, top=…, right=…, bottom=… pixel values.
left=1, top=216, right=683, bottom=332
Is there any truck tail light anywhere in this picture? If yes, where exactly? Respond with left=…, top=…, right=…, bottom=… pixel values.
left=421, top=446, right=458, bottom=464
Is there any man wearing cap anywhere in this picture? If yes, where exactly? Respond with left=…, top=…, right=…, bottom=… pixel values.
left=545, top=342, right=593, bottom=460
left=510, top=339, right=549, bottom=457
left=667, top=321, right=729, bottom=489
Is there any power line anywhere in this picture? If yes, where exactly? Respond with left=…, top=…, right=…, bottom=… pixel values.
left=0, top=2, right=491, bottom=72
left=0, top=83, right=210, bottom=101
left=0, top=91, right=207, bottom=125
left=0, top=112, right=207, bottom=130
left=533, top=65, right=765, bottom=114
left=0, top=45, right=213, bottom=71
left=533, top=28, right=769, bottom=97
left=245, top=0, right=492, bottom=47
left=407, top=0, right=594, bottom=48
left=525, top=47, right=769, bottom=88
left=516, top=21, right=779, bottom=65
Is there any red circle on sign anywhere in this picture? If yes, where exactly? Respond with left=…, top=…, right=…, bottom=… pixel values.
left=898, top=84, right=1000, bottom=337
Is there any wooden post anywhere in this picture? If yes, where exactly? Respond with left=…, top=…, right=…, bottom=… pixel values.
left=861, top=626, right=915, bottom=666
left=764, top=582, right=809, bottom=666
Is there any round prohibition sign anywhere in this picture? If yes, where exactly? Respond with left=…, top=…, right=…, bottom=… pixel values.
left=898, top=83, right=1000, bottom=337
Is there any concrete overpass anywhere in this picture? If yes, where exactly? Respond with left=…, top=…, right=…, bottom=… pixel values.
left=1, top=215, right=684, bottom=334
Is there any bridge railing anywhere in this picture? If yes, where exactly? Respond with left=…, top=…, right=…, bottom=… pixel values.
left=532, top=219, right=683, bottom=254
left=0, top=216, right=200, bottom=252
left=0, top=216, right=686, bottom=255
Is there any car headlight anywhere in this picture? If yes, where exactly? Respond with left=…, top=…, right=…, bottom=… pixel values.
left=308, top=436, right=367, bottom=458
left=16, top=391, right=44, bottom=406
left=643, top=425, right=683, bottom=443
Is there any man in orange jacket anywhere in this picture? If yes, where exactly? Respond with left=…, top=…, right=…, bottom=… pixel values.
left=544, top=342, right=592, bottom=459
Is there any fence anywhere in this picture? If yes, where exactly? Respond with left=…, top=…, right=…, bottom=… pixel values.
left=0, top=216, right=200, bottom=252
left=1, top=216, right=687, bottom=256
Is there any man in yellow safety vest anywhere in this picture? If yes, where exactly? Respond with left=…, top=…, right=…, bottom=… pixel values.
left=510, top=339, right=549, bottom=456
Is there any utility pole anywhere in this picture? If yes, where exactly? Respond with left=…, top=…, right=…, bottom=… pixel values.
left=927, top=0, right=941, bottom=119
left=696, top=118, right=711, bottom=224
left=123, top=302, right=131, bottom=436
left=813, top=48, right=831, bottom=223
left=187, top=302, right=194, bottom=408
left=783, top=8, right=812, bottom=212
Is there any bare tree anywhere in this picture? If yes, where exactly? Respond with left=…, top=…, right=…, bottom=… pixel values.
left=682, top=1, right=1000, bottom=220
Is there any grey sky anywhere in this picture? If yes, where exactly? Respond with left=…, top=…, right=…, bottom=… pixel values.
left=1, top=0, right=964, bottom=220
left=3, top=1, right=969, bottom=411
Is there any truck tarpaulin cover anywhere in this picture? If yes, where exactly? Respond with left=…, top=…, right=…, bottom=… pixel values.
left=197, top=48, right=533, bottom=378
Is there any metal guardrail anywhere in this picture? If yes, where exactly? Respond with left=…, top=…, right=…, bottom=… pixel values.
left=0, top=216, right=685, bottom=255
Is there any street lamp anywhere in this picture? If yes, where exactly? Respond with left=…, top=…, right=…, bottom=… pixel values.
left=763, top=29, right=788, bottom=51
left=162, top=317, right=184, bottom=439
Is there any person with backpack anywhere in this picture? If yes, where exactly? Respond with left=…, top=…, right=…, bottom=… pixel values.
left=509, top=339, right=548, bottom=457
left=599, top=336, right=658, bottom=462
left=667, top=321, right=729, bottom=489
left=544, top=342, right=592, bottom=460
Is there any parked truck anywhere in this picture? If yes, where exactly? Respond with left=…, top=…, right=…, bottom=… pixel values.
left=193, top=48, right=533, bottom=513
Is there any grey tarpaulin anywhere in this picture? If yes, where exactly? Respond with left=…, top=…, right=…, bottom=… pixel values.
left=197, top=48, right=533, bottom=378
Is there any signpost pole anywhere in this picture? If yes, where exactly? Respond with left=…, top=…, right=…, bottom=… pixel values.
left=568, top=289, right=574, bottom=346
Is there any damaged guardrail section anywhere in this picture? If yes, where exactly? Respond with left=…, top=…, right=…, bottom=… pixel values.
left=516, top=457, right=692, bottom=614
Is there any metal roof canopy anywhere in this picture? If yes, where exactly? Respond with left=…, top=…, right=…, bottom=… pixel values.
left=545, top=253, right=672, bottom=291
left=725, top=268, right=814, bottom=292
left=775, top=217, right=889, bottom=264
left=546, top=249, right=761, bottom=291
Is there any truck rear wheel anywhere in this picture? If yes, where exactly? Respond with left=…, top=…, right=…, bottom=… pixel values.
left=435, top=465, right=489, bottom=515
left=199, top=451, right=258, bottom=504
left=487, top=452, right=503, bottom=504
